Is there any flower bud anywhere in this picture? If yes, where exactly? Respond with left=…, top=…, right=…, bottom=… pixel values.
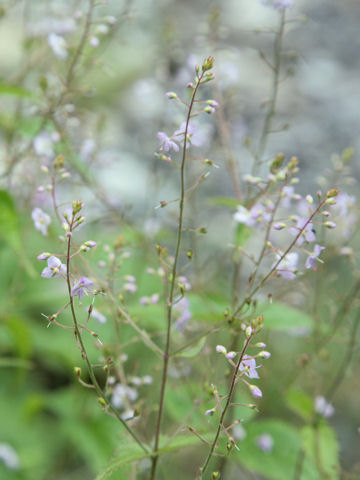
left=202, top=56, right=214, bottom=72
left=324, top=221, right=336, bottom=229
left=258, top=351, right=271, bottom=359
left=326, top=188, right=339, bottom=198
left=249, top=385, right=262, bottom=398
left=205, top=408, right=215, bottom=416
left=216, top=345, right=227, bottom=354
left=245, top=326, right=252, bottom=338
left=37, top=252, right=51, bottom=261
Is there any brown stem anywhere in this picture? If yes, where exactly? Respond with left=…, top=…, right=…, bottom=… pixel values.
left=65, top=219, right=148, bottom=454
left=149, top=71, right=205, bottom=480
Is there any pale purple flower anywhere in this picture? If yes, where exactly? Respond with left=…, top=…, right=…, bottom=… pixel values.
left=205, top=408, right=215, bottom=416
left=174, top=297, right=191, bottom=332
left=234, top=203, right=271, bottom=228
left=111, top=384, right=138, bottom=409
left=89, top=307, right=107, bottom=324
left=333, top=192, right=356, bottom=216
left=275, top=252, right=298, bottom=279
left=232, top=424, right=247, bottom=441
left=239, top=355, right=260, bottom=379
left=305, top=245, right=325, bottom=271
left=123, top=282, right=137, bottom=293
left=89, top=36, right=99, bottom=47
left=0, top=443, right=20, bottom=470
left=249, top=385, right=263, bottom=398
left=157, top=132, right=179, bottom=152
left=315, top=396, right=334, bottom=418
left=33, top=131, right=54, bottom=157
left=41, top=256, right=66, bottom=278
left=173, top=122, right=204, bottom=148
left=80, top=139, right=95, bottom=160
left=71, top=277, right=93, bottom=298
left=257, top=433, right=274, bottom=453
left=263, top=0, right=293, bottom=10
left=281, top=186, right=300, bottom=209
left=151, top=293, right=160, bottom=304
left=290, top=217, right=316, bottom=245
left=48, top=33, right=68, bottom=59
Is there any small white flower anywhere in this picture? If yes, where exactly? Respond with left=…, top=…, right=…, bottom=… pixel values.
left=33, top=131, right=54, bottom=157
left=315, top=396, right=334, bottom=418
left=32, top=208, right=51, bottom=236
left=48, top=33, right=68, bottom=59
left=0, top=443, right=20, bottom=470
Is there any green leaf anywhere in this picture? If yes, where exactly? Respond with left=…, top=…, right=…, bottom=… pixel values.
left=174, top=337, right=206, bottom=358
left=258, top=302, right=313, bottom=334
left=0, top=190, right=35, bottom=276
left=285, top=388, right=313, bottom=421
left=95, top=434, right=211, bottom=480
left=4, top=315, right=32, bottom=359
left=0, top=357, right=33, bottom=369
left=235, top=419, right=319, bottom=480
left=302, top=422, right=340, bottom=480
left=208, top=196, right=240, bottom=208
left=235, top=223, right=252, bottom=247
left=0, top=84, right=33, bottom=98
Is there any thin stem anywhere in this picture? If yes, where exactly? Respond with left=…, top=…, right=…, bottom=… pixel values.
left=65, top=223, right=149, bottom=454
left=325, top=311, right=360, bottom=401
left=233, top=198, right=326, bottom=318
left=252, top=11, right=286, bottom=176
left=199, top=335, right=252, bottom=477
left=149, top=71, right=205, bottom=480
left=66, top=0, right=95, bottom=87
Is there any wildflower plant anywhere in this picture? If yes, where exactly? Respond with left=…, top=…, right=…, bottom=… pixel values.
left=1, top=1, right=359, bottom=480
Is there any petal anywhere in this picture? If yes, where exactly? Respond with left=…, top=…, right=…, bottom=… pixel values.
left=41, top=267, right=54, bottom=278
left=47, top=256, right=61, bottom=268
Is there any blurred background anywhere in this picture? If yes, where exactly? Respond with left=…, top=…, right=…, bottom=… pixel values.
left=0, top=0, right=359, bottom=479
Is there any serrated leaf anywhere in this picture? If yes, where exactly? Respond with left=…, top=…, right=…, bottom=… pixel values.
left=95, top=434, right=211, bottom=480
left=235, top=419, right=319, bottom=480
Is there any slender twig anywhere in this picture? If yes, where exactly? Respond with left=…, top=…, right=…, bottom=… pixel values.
left=199, top=335, right=252, bottom=477
left=232, top=198, right=327, bottom=318
left=252, top=11, right=286, bottom=177
left=325, top=311, right=360, bottom=401
left=149, top=69, right=206, bottom=480
left=66, top=0, right=95, bottom=87
left=65, top=218, right=149, bottom=454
